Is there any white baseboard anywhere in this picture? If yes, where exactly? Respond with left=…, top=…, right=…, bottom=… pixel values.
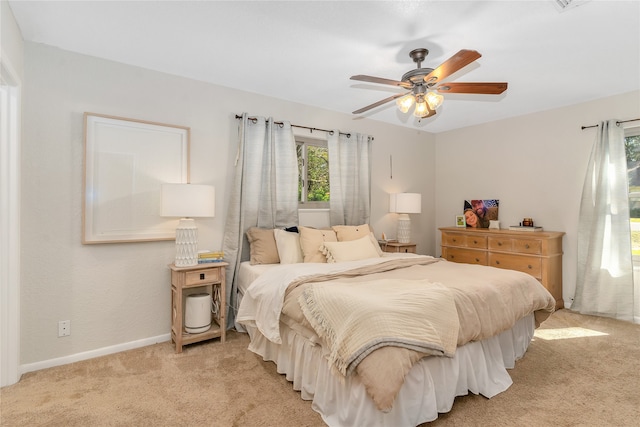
left=20, top=333, right=171, bottom=376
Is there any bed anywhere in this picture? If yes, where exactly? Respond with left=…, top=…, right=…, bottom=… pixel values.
left=236, top=226, right=556, bottom=426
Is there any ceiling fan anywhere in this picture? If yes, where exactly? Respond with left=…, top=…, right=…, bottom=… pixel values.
left=350, top=48, right=508, bottom=119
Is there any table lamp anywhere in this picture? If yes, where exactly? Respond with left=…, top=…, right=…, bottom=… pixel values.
left=161, top=183, right=215, bottom=267
left=390, top=193, right=422, bottom=244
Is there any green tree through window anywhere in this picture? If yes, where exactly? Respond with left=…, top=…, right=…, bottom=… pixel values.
left=626, top=130, right=640, bottom=255
left=297, top=138, right=330, bottom=207
left=306, top=145, right=329, bottom=201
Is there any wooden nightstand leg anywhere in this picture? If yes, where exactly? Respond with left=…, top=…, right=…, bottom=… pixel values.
left=219, top=268, right=226, bottom=344
left=172, top=285, right=183, bottom=353
left=212, top=282, right=226, bottom=344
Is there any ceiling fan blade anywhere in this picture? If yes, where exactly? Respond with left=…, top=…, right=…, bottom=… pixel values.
left=420, top=107, right=437, bottom=119
left=424, top=49, right=482, bottom=84
left=436, top=82, right=508, bottom=94
left=351, top=74, right=413, bottom=89
left=352, top=93, right=406, bottom=114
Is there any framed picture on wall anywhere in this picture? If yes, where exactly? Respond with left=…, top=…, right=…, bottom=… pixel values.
left=82, top=113, right=190, bottom=244
left=463, top=199, right=499, bottom=229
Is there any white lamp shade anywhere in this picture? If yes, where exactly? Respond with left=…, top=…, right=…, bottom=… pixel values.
left=390, top=193, right=422, bottom=214
left=161, top=184, right=215, bottom=218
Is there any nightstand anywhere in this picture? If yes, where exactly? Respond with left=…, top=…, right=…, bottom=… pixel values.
left=169, top=262, right=228, bottom=353
left=380, top=241, right=417, bottom=254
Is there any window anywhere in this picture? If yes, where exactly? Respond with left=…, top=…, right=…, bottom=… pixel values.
left=626, top=126, right=640, bottom=255
left=297, top=136, right=329, bottom=208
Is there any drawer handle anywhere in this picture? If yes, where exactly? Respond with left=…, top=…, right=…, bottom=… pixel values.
left=525, top=244, right=530, bottom=249
left=452, top=238, right=457, bottom=243
left=498, top=242, right=502, bottom=246
left=473, top=240, right=478, bottom=244
left=475, top=258, right=480, bottom=262
left=528, top=265, right=533, bottom=269
left=495, top=260, right=500, bottom=265
left=450, top=255, right=455, bottom=259
left=200, top=273, right=205, bottom=280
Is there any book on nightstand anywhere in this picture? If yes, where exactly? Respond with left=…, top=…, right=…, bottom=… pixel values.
left=508, top=226, right=543, bottom=232
left=197, top=250, right=225, bottom=263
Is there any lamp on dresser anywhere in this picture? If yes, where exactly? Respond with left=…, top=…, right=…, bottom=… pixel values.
left=390, top=193, right=422, bottom=244
left=161, top=183, right=215, bottom=267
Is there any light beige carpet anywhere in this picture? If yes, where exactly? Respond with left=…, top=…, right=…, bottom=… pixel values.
left=1, top=309, right=638, bottom=427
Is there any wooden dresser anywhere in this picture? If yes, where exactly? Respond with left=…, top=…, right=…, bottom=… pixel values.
left=439, top=227, right=565, bottom=309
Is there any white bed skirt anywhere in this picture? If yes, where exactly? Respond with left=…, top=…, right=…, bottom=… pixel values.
left=245, top=313, right=535, bottom=427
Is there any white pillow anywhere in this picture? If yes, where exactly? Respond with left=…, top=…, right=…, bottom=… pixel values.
left=368, top=232, right=384, bottom=257
left=319, top=234, right=381, bottom=263
left=273, top=229, right=303, bottom=264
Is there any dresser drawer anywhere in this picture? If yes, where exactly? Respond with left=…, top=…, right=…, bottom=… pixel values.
left=442, top=233, right=466, bottom=247
left=185, top=268, right=220, bottom=286
left=466, top=235, right=487, bottom=249
left=512, top=239, right=542, bottom=255
left=443, top=233, right=487, bottom=249
left=382, top=243, right=416, bottom=253
left=443, top=248, right=487, bottom=265
left=489, top=253, right=542, bottom=279
left=488, top=236, right=512, bottom=251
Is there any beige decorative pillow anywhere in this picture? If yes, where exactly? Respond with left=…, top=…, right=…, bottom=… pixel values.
left=368, top=232, right=384, bottom=257
left=319, top=234, right=381, bottom=263
left=299, top=226, right=338, bottom=263
left=273, top=229, right=303, bottom=264
left=245, top=227, right=279, bottom=265
left=332, top=224, right=372, bottom=241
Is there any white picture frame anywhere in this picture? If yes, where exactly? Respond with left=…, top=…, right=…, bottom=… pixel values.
left=82, top=113, right=190, bottom=244
left=455, top=215, right=466, bottom=228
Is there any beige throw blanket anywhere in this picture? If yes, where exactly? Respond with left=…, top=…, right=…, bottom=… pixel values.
left=299, top=279, right=459, bottom=376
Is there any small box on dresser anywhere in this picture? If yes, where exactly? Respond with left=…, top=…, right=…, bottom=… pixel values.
left=439, top=227, right=565, bottom=310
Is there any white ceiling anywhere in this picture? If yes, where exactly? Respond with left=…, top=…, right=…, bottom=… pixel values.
left=8, top=0, right=640, bottom=133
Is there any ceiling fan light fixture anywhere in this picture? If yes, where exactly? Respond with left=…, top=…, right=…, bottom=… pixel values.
left=396, top=94, right=415, bottom=113
left=426, top=92, right=444, bottom=110
left=413, top=98, right=429, bottom=118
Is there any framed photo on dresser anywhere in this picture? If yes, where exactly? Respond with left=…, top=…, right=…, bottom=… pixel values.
left=463, top=199, right=499, bottom=228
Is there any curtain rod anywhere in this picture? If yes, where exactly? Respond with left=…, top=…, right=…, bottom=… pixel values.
left=234, top=114, right=373, bottom=140
left=581, top=118, right=640, bottom=130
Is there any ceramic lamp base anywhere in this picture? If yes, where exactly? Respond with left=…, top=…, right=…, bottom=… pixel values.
left=397, top=214, right=411, bottom=244
left=175, top=218, right=198, bottom=267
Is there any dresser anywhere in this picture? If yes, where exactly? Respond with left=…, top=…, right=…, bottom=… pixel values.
left=439, top=227, right=565, bottom=309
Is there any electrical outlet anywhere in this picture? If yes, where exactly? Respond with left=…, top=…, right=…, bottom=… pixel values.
left=58, top=320, right=70, bottom=337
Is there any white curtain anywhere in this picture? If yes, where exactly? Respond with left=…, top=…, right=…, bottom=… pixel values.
left=328, top=132, right=372, bottom=225
left=222, top=114, right=298, bottom=329
left=574, top=119, right=635, bottom=322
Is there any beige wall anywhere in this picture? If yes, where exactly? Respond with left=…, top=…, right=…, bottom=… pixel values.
left=20, top=42, right=435, bottom=366
left=435, top=90, right=640, bottom=307
left=1, top=0, right=24, bottom=78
